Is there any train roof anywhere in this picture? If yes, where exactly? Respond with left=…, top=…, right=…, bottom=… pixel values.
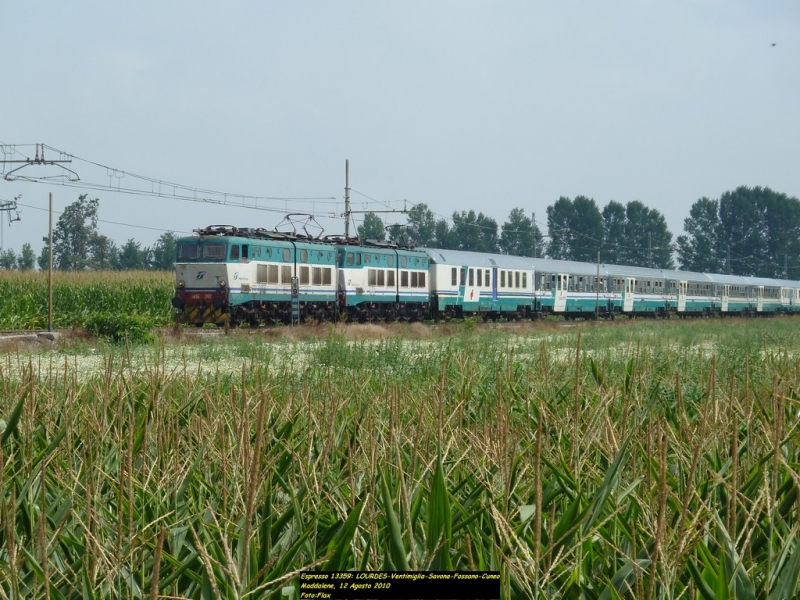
left=422, top=248, right=534, bottom=270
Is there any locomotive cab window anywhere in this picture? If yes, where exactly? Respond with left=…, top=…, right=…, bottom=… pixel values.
left=242, top=245, right=249, bottom=259
left=228, top=245, right=239, bottom=260
left=178, top=244, right=199, bottom=260
left=201, top=244, right=226, bottom=260
left=347, top=253, right=354, bottom=266
left=401, top=256, right=407, bottom=268
left=301, top=250, right=308, bottom=263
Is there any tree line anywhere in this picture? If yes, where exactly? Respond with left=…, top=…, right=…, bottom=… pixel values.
left=3, top=186, right=799, bottom=279
left=0, top=195, right=177, bottom=271
left=360, top=185, right=800, bottom=279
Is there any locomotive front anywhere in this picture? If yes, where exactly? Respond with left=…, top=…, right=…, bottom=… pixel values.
left=172, top=230, right=239, bottom=326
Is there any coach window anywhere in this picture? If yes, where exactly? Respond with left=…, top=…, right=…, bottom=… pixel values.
left=268, top=265, right=279, bottom=284
left=300, top=266, right=310, bottom=285
left=460, top=268, right=466, bottom=286
left=516, top=272, right=521, bottom=289
left=301, top=250, right=308, bottom=263
left=469, top=268, right=474, bottom=286
left=312, top=267, right=322, bottom=285
left=419, top=272, right=426, bottom=287
left=451, top=268, right=457, bottom=286
left=522, top=273, right=527, bottom=288
left=229, top=245, right=240, bottom=260
left=323, top=269, right=332, bottom=285
left=368, top=270, right=377, bottom=286
left=347, top=253, right=354, bottom=266
left=378, top=270, right=385, bottom=286
left=387, top=271, right=395, bottom=286
left=500, top=271, right=505, bottom=288
left=411, top=272, right=418, bottom=287
left=281, top=265, right=291, bottom=283
left=401, top=271, right=409, bottom=287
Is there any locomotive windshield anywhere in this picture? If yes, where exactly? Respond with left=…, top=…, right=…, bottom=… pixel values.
left=177, top=242, right=227, bottom=261
left=178, top=244, right=199, bottom=260
left=203, top=244, right=226, bottom=259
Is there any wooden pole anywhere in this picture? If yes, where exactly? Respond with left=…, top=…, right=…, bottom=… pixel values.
left=48, top=192, right=53, bottom=332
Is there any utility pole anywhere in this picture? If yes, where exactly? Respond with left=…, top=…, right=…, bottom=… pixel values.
left=727, top=244, right=731, bottom=275
left=531, top=212, right=536, bottom=258
left=595, top=250, right=600, bottom=320
left=48, top=192, right=53, bottom=333
left=344, top=160, right=351, bottom=239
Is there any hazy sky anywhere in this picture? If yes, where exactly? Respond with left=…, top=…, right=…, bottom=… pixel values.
left=1, top=1, right=798, bottom=256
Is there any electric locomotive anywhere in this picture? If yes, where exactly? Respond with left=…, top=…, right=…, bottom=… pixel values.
left=172, top=225, right=338, bottom=326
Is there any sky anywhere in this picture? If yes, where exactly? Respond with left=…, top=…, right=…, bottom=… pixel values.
left=1, top=1, right=798, bottom=257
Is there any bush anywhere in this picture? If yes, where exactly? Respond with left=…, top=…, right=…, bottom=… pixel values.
left=82, top=313, right=156, bottom=344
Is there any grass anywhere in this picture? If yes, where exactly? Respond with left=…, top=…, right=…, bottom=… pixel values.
left=1, top=318, right=800, bottom=598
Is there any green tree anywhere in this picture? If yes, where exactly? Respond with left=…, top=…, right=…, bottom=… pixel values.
left=406, top=204, right=437, bottom=247
left=52, top=195, right=101, bottom=270
left=0, top=248, right=17, bottom=269
left=546, top=197, right=573, bottom=260
left=433, top=219, right=457, bottom=249
left=499, top=208, right=544, bottom=257
left=451, top=210, right=498, bottom=253
left=89, top=234, right=118, bottom=270
left=116, top=239, right=149, bottom=270
left=676, top=197, right=723, bottom=273
left=546, top=196, right=603, bottom=262
left=38, top=243, right=50, bottom=271
left=357, top=213, right=385, bottom=242
left=16, top=243, right=36, bottom=270
left=150, top=232, right=178, bottom=270
left=621, top=201, right=674, bottom=269
left=601, top=201, right=627, bottom=264
left=716, top=186, right=800, bottom=277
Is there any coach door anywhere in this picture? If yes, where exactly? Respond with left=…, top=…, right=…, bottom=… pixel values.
left=553, top=274, right=568, bottom=312
left=756, top=286, right=764, bottom=312
left=721, top=284, right=729, bottom=313
left=492, top=268, right=498, bottom=301
left=623, top=278, right=635, bottom=312
left=676, top=280, right=687, bottom=313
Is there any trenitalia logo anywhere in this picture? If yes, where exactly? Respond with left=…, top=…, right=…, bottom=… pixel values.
left=196, top=271, right=206, bottom=280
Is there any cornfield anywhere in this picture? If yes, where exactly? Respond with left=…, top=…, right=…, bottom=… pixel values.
left=0, top=270, right=174, bottom=330
left=1, top=319, right=800, bottom=598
